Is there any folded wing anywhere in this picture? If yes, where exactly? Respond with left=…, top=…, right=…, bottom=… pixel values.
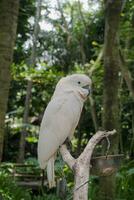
left=37, top=93, right=82, bottom=169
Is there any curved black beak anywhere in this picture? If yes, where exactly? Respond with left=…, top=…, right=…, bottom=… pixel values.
left=82, top=85, right=91, bottom=95
left=87, top=88, right=91, bottom=96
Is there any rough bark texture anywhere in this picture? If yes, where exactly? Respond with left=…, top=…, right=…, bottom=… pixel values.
left=101, top=0, right=124, bottom=199
left=60, top=130, right=116, bottom=200
left=0, top=0, right=19, bottom=161
left=103, top=0, right=123, bottom=153
left=99, top=174, right=116, bottom=200
left=74, top=164, right=89, bottom=200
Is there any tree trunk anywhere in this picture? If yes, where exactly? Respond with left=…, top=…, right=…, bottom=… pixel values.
left=99, top=174, right=116, bottom=200
left=73, top=163, right=89, bottom=200
left=0, top=0, right=19, bottom=162
left=103, top=0, right=123, bottom=151
left=17, top=81, right=32, bottom=162
left=100, top=0, right=124, bottom=199
left=17, top=0, right=42, bottom=163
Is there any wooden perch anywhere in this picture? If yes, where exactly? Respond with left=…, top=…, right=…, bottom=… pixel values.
left=60, top=130, right=116, bottom=200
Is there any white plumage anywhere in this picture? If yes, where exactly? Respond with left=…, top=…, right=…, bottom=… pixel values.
left=37, top=74, right=91, bottom=188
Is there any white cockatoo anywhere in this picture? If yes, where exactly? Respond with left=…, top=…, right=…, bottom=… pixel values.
left=38, top=74, right=91, bottom=188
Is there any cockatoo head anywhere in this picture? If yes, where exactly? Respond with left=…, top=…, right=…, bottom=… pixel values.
left=54, top=74, right=92, bottom=101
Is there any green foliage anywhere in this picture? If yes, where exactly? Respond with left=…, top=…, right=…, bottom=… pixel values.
left=87, top=161, right=134, bottom=200
left=0, top=172, right=60, bottom=200
left=32, top=194, right=60, bottom=200
left=1, top=0, right=134, bottom=199
left=116, top=160, right=134, bottom=200
left=88, top=175, right=99, bottom=200
left=1, top=159, right=134, bottom=200
left=0, top=161, right=61, bottom=199
left=14, top=0, right=36, bottom=63
left=0, top=172, right=31, bottom=200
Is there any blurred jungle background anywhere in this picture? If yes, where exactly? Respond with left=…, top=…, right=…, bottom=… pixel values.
left=0, top=0, right=134, bottom=199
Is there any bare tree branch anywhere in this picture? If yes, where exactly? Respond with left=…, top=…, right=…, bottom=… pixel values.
left=60, top=130, right=116, bottom=200
left=89, top=47, right=104, bottom=76
left=77, top=0, right=87, bottom=29
left=60, top=144, right=76, bottom=170
left=80, top=130, right=116, bottom=163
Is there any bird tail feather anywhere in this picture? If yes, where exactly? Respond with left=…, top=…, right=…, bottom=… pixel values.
left=47, top=156, right=56, bottom=188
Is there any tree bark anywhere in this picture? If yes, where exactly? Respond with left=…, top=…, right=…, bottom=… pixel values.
left=0, top=0, right=19, bottom=162
left=60, top=130, right=116, bottom=200
left=102, top=0, right=123, bottom=152
left=73, top=163, right=89, bottom=200
left=100, top=0, right=124, bottom=199
left=99, top=174, right=116, bottom=200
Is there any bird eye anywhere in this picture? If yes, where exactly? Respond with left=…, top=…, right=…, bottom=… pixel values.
left=78, top=81, right=81, bottom=84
